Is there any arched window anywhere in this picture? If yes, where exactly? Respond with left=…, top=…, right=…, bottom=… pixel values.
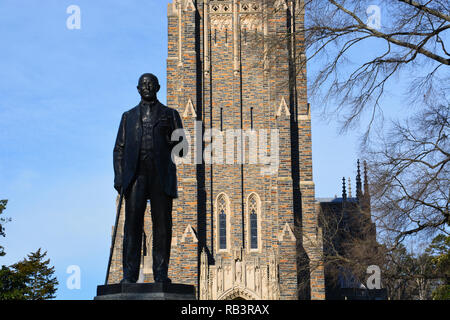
left=249, top=201, right=258, bottom=249
left=218, top=197, right=227, bottom=250
left=247, top=193, right=261, bottom=251
left=216, top=193, right=230, bottom=251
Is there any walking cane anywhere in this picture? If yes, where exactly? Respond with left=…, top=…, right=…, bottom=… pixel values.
left=105, top=188, right=124, bottom=285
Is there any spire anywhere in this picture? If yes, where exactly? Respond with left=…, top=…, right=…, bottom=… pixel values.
left=348, top=177, right=352, bottom=198
left=363, top=160, right=369, bottom=196
left=363, top=160, right=371, bottom=212
left=342, top=177, right=347, bottom=201
left=356, top=159, right=363, bottom=201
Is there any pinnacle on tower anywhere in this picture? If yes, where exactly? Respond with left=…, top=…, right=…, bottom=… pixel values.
left=356, top=159, right=363, bottom=202
left=342, top=177, right=347, bottom=201
left=348, top=177, right=352, bottom=198
left=362, top=160, right=371, bottom=211
left=363, top=160, right=369, bottom=196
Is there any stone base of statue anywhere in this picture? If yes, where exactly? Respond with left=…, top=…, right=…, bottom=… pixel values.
left=94, top=283, right=196, bottom=300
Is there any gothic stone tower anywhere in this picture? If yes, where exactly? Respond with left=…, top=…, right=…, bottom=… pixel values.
left=166, top=0, right=324, bottom=300
left=107, top=0, right=325, bottom=301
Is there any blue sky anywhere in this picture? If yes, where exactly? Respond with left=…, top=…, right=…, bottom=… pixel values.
left=0, top=1, right=399, bottom=300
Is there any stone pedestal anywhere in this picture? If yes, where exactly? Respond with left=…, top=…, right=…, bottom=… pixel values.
left=94, top=283, right=196, bottom=300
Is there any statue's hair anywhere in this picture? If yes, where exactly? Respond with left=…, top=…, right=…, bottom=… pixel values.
left=138, top=73, right=159, bottom=87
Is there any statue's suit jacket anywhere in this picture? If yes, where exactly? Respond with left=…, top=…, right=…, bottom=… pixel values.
left=113, top=101, right=185, bottom=198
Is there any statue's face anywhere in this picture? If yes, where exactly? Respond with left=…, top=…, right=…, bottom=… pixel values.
left=137, top=74, right=159, bottom=101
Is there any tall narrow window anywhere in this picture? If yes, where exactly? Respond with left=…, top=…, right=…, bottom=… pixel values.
left=250, top=211, right=257, bottom=249
left=220, top=107, right=223, bottom=131
left=249, top=195, right=258, bottom=249
left=218, top=195, right=227, bottom=250
left=250, top=107, right=254, bottom=129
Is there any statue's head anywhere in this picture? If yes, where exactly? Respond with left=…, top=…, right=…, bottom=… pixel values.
left=137, top=73, right=160, bottom=101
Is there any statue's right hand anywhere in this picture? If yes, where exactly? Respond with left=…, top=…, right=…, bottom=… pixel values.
left=114, top=184, right=122, bottom=194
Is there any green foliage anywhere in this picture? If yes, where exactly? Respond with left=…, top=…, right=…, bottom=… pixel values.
left=427, top=234, right=450, bottom=275
left=0, top=265, right=28, bottom=300
left=432, top=285, right=450, bottom=300
left=0, top=199, right=9, bottom=257
left=382, top=234, right=450, bottom=300
left=0, top=201, right=58, bottom=300
left=4, top=248, right=59, bottom=300
left=0, top=199, right=7, bottom=216
left=427, top=234, right=450, bottom=300
left=383, top=243, right=445, bottom=300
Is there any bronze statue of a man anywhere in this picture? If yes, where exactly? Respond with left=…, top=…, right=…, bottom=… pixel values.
left=113, top=73, right=184, bottom=284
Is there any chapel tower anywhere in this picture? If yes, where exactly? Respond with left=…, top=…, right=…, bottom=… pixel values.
left=166, top=0, right=324, bottom=300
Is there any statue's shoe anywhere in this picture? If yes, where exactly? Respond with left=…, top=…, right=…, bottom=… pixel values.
left=154, top=277, right=172, bottom=284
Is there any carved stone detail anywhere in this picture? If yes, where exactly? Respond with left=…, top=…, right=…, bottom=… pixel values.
left=240, top=14, right=263, bottom=31
left=278, top=222, right=296, bottom=242
left=210, top=14, right=232, bottom=31
left=240, top=2, right=262, bottom=13
left=199, top=247, right=281, bottom=300
left=180, top=224, right=198, bottom=243
left=184, top=0, right=196, bottom=12
left=274, top=0, right=288, bottom=10
left=276, top=97, right=291, bottom=117
left=200, top=249, right=209, bottom=300
left=182, top=98, right=197, bottom=118
left=210, top=2, right=232, bottom=14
